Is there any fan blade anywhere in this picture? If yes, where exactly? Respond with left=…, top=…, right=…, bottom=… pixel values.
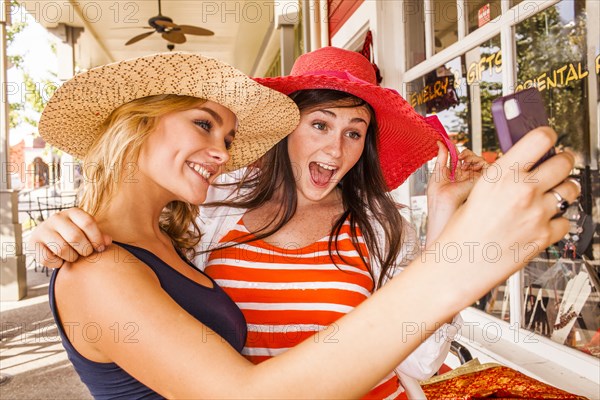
left=125, top=31, right=154, bottom=45
left=162, top=30, right=186, bottom=44
left=178, top=25, right=214, bottom=36
left=155, top=19, right=178, bottom=28
left=112, top=26, right=153, bottom=30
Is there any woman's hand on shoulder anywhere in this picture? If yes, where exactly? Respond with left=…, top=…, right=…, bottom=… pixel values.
left=27, top=208, right=112, bottom=268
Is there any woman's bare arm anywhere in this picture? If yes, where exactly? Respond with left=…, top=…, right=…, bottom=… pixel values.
left=54, top=128, right=578, bottom=398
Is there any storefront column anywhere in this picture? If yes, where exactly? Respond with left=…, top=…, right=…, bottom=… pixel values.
left=302, top=0, right=311, bottom=53
left=586, top=0, right=599, bottom=168
left=308, top=0, right=329, bottom=51
left=47, top=23, right=81, bottom=194
left=499, top=3, right=523, bottom=325
left=318, top=0, right=329, bottom=48
left=0, top=0, right=8, bottom=188
left=279, top=21, right=295, bottom=75
left=1, top=0, right=26, bottom=301
left=308, top=0, right=321, bottom=50
left=423, top=0, right=434, bottom=58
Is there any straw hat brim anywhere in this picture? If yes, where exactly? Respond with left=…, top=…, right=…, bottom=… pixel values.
left=39, top=52, right=300, bottom=171
left=255, top=74, right=441, bottom=190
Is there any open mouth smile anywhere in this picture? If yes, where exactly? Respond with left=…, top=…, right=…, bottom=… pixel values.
left=309, top=161, right=338, bottom=187
left=186, top=161, right=213, bottom=181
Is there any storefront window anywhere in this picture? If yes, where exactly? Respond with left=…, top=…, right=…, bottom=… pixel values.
left=403, top=0, right=598, bottom=366
left=515, top=0, right=588, bottom=167
left=467, top=1, right=501, bottom=33
left=465, top=35, right=503, bottom=161
left=405, top=56, right=470, bottom=244
left=404, top=0, right=426, bottom=69
left=433, top=0, right=458, bottom=54
left=514, top=0, right=598, bottom=359
left=406, top=36, right=506, bottom=317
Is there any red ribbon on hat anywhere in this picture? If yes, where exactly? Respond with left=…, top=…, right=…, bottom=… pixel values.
left=304, top=69, right=372, bottom=85
left=425, top=115, right=458, bottom=180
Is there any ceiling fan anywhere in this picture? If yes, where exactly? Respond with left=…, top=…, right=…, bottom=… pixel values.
left=125, top=0, right=214, bottom=46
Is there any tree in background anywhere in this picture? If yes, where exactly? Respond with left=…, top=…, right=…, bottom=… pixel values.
left=515, top=2, right=588, bottom=159
left=7, top=0, right=57, bottom=132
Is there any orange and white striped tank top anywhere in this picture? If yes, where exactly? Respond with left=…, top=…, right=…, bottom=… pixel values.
left=205, top=217, right=406, bottom=400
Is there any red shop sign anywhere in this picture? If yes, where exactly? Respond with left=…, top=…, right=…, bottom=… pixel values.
left=478, top=4, right=491, bottom=27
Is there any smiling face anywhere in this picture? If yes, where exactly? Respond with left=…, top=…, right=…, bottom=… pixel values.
left=137, top=100, right=237, bottom=205
left=287, top=102, right=371, bottom=204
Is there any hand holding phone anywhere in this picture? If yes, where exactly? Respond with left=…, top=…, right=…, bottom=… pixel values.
left=492, top=87, right=556, bottom=168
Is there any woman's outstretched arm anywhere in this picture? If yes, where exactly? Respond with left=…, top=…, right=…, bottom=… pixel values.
left=54, top=127, right=578, bottom=399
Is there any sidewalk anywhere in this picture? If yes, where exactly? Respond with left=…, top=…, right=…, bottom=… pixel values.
left=0, top=259, right=91, bottom=400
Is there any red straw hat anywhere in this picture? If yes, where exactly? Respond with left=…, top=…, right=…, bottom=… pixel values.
left=254, top=46, right=457, bottom=190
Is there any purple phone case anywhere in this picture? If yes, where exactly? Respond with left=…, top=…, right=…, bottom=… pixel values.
left=491, top=88, right=555, bottom=163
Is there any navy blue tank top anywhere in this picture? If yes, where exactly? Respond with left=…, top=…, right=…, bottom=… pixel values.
left=49, top=241, right=247, bottom=399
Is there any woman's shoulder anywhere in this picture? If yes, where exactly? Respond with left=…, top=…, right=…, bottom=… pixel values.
left=55, top=244, right=160, bottom=300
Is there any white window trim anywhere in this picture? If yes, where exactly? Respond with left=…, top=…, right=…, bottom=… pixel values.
left=402, top=0, right=560, bottom=83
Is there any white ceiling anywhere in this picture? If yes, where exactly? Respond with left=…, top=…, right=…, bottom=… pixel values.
left=19, top=0, right=275, bottom=74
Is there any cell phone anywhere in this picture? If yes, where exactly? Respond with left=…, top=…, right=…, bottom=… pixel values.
left=491, top=87, right=555, bottom=168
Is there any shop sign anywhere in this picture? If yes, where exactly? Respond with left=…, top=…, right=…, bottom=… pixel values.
left=409, top=76, right=460, bottom=113
left=467, top=51, right=599, bottom=88
left=478, top=4, right=491, bottom=27
left=515, top=55, right=600, bottom=92
left=467, top=50, right=502, bottom=85
left=410, top=76, right=450, bottom=108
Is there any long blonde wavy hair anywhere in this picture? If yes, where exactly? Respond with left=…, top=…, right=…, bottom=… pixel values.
left=78, top=94, right=208, bottom=257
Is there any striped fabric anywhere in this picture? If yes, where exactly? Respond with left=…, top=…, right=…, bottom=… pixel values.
left=205, top=218, right=405, bottom=399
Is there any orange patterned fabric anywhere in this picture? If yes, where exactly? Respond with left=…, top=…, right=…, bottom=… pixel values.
left=421, top=366, right=588, bottom=399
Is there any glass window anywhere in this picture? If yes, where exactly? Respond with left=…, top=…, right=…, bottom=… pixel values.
left=405, top=56, right=470, bottom=244
left=465, top=35, right=503, bottom=160
left=405, top=0, right=426, bottom=69
left=406, top=36, right=506, bottom=318
left=466, top=0, right=502, bottom=33
left=515, top=0, right=589, bottom=167
left=514, top=0, right=597, bottom=359
left=408, top=56, right=471, bottom=150
left=523, top=253, right=599, bottom=358
left=433, top=0, right=458, bottom=53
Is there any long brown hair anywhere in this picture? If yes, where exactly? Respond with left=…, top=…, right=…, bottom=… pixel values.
left=207, top=89, right=405, bottom=290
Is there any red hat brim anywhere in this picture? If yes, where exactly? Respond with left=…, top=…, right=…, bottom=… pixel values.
left=254, top=74, right=441, bottom=190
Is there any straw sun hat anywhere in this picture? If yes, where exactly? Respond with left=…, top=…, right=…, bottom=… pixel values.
left=39, top=52, right=300, bottom=171
left=255, top=46, right=458, bottom=190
